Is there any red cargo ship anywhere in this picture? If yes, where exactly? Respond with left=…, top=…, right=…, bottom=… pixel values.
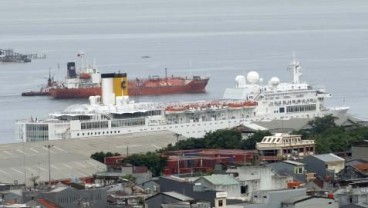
left=49, top=75, right=209, bottom=99
left=47, top=55, right=209, bottom=98
left=24, top=53, right=209, bottom=99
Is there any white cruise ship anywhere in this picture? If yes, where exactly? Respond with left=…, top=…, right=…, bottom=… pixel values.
left=16, top=57, right=349, bottom=142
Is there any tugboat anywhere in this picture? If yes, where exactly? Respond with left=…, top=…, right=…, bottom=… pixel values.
left=21, top=70, right=57, bottom=96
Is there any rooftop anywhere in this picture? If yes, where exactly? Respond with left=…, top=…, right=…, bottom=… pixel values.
left=282, top=195, right=313, bottom=204
left=0, top=131, right=177, bottom=184
left=199, top=174, right=239, bottom=186
left=313, top=153, right=344, bottom=162
left=283, top=160, right=305, bottom=166
left=163, top=191, right=194, bottom=201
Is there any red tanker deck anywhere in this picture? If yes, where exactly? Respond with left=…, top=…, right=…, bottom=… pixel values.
left=49, top=76, right=209, bottom=99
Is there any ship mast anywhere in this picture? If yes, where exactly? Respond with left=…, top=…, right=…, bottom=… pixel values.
left=165, top=67, right=168, bottom=85
left=288, top=53, right=302, bottom=84
left=77, top=51, right=86, bottom=73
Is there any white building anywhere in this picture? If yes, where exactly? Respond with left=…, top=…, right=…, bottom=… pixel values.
left=227, top=166, right=292, bottom=201
left=256, top=133, right=315, bottom=162
left=194, top=175, right=241, bottom=199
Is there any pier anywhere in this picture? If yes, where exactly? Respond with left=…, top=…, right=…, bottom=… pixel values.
left=0, top=49, right=46, bottom=63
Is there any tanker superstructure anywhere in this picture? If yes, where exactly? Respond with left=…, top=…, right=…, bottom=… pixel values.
left=16, top=57, right=349, bottom=142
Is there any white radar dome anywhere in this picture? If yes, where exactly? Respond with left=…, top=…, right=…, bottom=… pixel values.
left=247, top=71, right=260, bottom=84
left=235, top=75, right=246, bottom=88
left=270, top=77, right=280, bottom=87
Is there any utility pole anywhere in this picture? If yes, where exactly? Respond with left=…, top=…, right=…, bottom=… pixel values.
left=44, top=144, right=54, bottom=186
left=174, top=133, right=181, bottom=143
left=174, top=133, right=182, bottom=176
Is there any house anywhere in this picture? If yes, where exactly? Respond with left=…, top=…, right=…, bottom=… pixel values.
left=94, top=164, right=152, bottom=186
left=338, top=159, right=368, bottom=181
left=139, top=180, right=160, bottom=193
left=146, top=192, right=212, bottom=208
left=162, top=149, right=256, bottom=175
left=38, top=185, right=107, bottom=208
left=194, top=175, right=241, bottom=199
left=281, top=195, right=337, bottom=208
left=352, top=141, right=368, bottom=161
left=232, top=123, right=268, bottom=139
left=145, top=192, right=195, bottom=208
left=334, top=180, right=368, bottom=207
left=256, top=133, right=315, bottom=162
left=244, top=188, right=306, bottom=208
left=227, top=165, right=291, bottom=200
left=266, top=160, right=307, bottom=183
left=301, top=153, right=345, bottom=181
left=157, top=176, right=229, bottom=207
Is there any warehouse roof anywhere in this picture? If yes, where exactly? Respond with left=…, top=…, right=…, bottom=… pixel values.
left=0, top=131, right=178, bottom=185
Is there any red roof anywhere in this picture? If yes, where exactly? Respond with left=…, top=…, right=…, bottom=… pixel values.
left=37, top=198, right=61, bottom=208
left=354, top=163, right=368, bottom=173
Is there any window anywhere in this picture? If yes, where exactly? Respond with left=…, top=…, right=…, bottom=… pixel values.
left=241, top=185, right=248, bottom=194
left=218, top=199, right=223, bottom=207
left=279, top=107, right=285, bottom=113
left=294, top=167, right=304, bottom=174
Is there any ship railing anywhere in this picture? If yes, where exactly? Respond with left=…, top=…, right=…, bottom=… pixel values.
left=16, top=118, right=72, bottom=124
left=163, top=99, right=245, bottom=107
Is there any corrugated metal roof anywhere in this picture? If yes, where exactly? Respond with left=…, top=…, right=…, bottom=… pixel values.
left=163, top=191, right=193, bottom=201
left=282, top=195, right=312, bottom=204
left=49, top=187, right=69, bottom=193
left=283, top=160, right=305, bottom=166
left=313, top=153, right=344, bottom=162
left=243, top=123, right=268, bottom=131
left=200, top=174, right=239, bottom=186
left=0, top=131, right=177, bottom=185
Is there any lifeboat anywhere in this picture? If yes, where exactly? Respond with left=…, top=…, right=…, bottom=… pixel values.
left=244, top=101, right=257, bottom=108
left=228, top=103, right=244, bottom=110
left=165, top=106, right=187, bottom=114
left=228, top=101, right=257, bottom=109
left=79, top=73, right=91, bottom=79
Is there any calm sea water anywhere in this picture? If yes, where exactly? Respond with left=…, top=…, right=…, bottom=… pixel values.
left=1, top=0, right=368, bottom=143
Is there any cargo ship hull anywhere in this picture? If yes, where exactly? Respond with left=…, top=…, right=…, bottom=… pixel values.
left=49, top=87, right=100, bottom=99
left=49, top=77, right=209, bottom=99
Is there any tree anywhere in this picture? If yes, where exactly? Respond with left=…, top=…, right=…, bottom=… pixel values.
left=123, top=152, right=167, bottom=176
left=308, top=114, right=337, bottom=135
left=202, top=129, right=242, bottom=149
left=241, top=130, right=272, bottom=150
left=90, top=151, right=121, bottom=163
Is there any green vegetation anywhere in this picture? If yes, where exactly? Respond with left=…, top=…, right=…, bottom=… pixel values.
left=159, top=129, right=271, bottom=152
left=90, top=151, right=121, bottom=163
left=122, top=152, right=167, bottom=177
left=297, top=114, right=368, bottom=153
